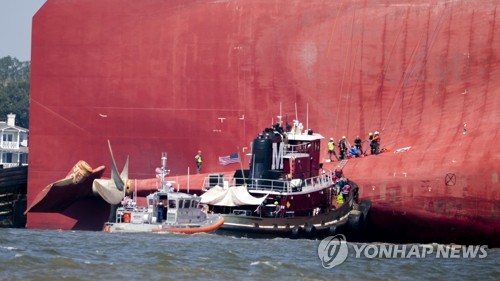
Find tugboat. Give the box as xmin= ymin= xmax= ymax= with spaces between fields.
xmin=200 ymin=121 xmax=371 ymax=240
xmin=103 ymin=152 xmax=224 ymax=234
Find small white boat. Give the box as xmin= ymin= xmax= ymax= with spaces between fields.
xmin=103 ymin=191 xmax=224 ymax=234
xmin=103 ymin=152 xmax=223 ymax=234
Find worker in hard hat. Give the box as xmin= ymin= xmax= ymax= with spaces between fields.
xmin=354 ymin=135 xmax=363 ymax=156
xmin=368 ymin=132 xmax=375 ymax=155
xmin=195 ymin=150 xmax=203 ymax=174
xmin=372 ymin=131 xmax=381 ymax=154
xmin=327 ymin=137 xmax=339 ymax=162
xmin=338 ymin=136 xmax=348 ymax=160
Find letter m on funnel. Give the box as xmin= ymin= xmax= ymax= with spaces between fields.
xmin=272 ymin=142 xmax=284 ymax=170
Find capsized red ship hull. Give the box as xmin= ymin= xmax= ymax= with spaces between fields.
xmin=29 ymin=0 xmax=500 ymax=246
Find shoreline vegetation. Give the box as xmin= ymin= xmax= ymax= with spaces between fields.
xmin=0 ymin=56 xmax=30 ymax=128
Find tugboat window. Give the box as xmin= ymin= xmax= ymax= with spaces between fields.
xmin=184 ymin=200 xmax=191 ymax=209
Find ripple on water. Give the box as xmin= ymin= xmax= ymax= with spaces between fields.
xmin=0 ymin=228 xmax=498 ymax=281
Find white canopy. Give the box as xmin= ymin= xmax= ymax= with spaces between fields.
xmin=200 ymin=185 xmax=267 ymax=206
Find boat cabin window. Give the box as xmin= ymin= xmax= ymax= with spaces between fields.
xmin=183 ymin=200 xmax=191 ymax=209
xmin=168 ymin=200 xmax=177 ymax=209
xmin=148 ymin=198 xmax=154 ymax=206
xmin=191 ymin=200 xmax=197 ymax=208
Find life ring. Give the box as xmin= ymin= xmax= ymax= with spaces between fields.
xmin=123 ymin=212 xmax=131 ymax=223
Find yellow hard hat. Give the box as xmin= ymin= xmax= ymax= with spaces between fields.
xmin=342 ymin=136 xmax=346 ymax=139
xmin=369 ymin=132 xmax=373 ymax=136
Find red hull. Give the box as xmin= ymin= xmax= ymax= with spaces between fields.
xmin=28 ymin=0 xmax=500 ymax=246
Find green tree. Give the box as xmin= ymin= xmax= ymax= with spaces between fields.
xmin=0 ymin=56 xmax=30 ymax=128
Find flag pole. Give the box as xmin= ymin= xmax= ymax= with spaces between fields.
xmin=237 ymin=147 xmax=246 ymax=187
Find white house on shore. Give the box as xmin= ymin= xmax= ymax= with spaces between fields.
xmin=0 ymin=113 xmax=28 ymax=168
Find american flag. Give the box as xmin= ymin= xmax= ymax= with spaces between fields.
xmin=218 ymin=152 xmax=240 ymax=166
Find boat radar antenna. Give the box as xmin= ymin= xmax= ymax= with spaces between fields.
xmin=157 ymin=152 xmax=171 ymax=192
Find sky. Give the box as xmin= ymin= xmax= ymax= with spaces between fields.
xmin=0 ymin=0 xmax=47 ymax=62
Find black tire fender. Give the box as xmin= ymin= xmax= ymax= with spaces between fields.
xmin=304 ymin=225 xmax=317 ymax=239
xmin=291 ymin=225 xmax=302 ymax=239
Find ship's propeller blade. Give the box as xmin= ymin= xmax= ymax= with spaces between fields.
xmin=108 ymin=140 xmax=127 ymax=192
xmin=92 ymin=178 xmax=124 ymax=205
xmin=92 ymin=140 xmax=129 ymax=204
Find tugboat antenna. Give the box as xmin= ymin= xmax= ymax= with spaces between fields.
xmin=306 ymin=103 xmax=309 ymax=131
xmin=295 ymin=103 xmax=298 ymax=124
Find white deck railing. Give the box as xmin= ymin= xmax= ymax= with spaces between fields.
xmin=0 ymin=163 xmax=26 ymax=168
xmin=203 ymin=171 xmax=334 ymax=193
xmin=0 ymin=141 xmax=19 ymax=149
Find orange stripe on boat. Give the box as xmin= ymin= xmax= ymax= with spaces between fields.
xmin=152 ymin=217 xmax=224 ymax=234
